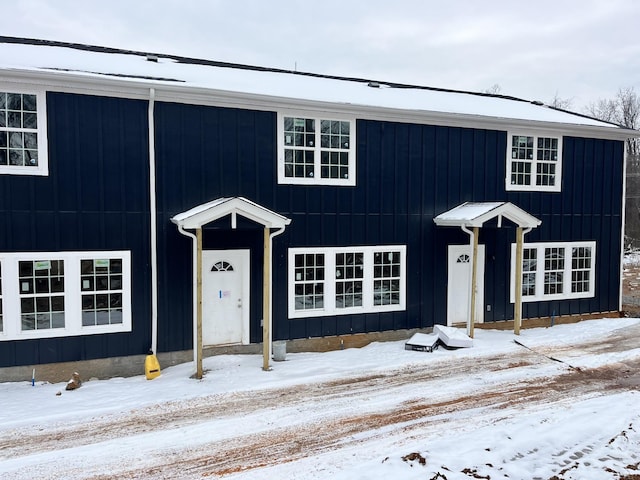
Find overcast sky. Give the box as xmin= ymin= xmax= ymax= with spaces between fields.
xmin=5 ymin=0 xmax=640 ymax=111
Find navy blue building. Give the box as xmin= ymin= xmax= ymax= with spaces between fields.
xmin=0 ymin=38 xmax=637 ymax=375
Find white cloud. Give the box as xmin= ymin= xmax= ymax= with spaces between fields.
xmin=3 ymin=0 xmax=640 ymax=110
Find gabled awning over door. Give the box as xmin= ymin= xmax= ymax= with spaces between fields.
xmin=434 ymin=201 xmax=541 ymax=229
xmin=434 ymin=202 xmax=541 ymax=337
xmin=171 ymin=197 xmax=291 ymax=377
xmin=171 ymin=196 xmax=291 ymax=229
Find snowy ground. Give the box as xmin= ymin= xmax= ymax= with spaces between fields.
xmin=1 ymin=317 xmax=640 ymax=480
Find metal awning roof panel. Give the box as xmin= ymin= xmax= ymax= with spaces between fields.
xmin=171 ymin=196 xmax=291 ymax=229
xmin=433 ymin=202 xmax=541 ymax=229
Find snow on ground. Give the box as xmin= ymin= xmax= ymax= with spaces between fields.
xmin=1 ymin=317 xmax=640 ymax=479
xmin=624 ymin=250 xmax=640 ymax=267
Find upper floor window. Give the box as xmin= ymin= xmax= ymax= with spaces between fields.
xmin=277 ymin=112 xmax=356 ymax=186
xmin=506 ymin=133 xmax=562 ymax=192
xmin=510 ymin=241 xmax=595 ymax=302
xmin=0 ymin=88 xmax=48 ymax=176
xmin=288 ymin=245 xmax=406 ymax=318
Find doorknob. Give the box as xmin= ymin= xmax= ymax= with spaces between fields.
xmin=237 ymin=298 xmax=242 ymax=308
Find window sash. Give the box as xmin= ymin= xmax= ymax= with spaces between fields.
xmin=293 ymin=253 xmax=325 ymax=311
xmin=289 ymin=246 xmax=406 ymax=318
xmin=18 ymin=259 xmax=66 ymax=331
xmin=0 ymin=251 xmax=131 ymax=341
xmin=511 ymin=242 xmax=595 ymax=302
xmin=506 ymin=133 xmax=562 ymax=192
xmin=80 ymin=258 xmax=125 ymax=327
xmin=336 ymin=252 xmax=364 ymax=309
xmin=278 ymin=112 xmax=356 ymax=186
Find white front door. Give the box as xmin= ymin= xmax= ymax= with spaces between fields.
xmin=202 ymin=250 xmax=250 ymax=346
xmin=447 ymin=245 xmax=485 ymax=326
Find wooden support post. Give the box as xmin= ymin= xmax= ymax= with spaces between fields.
xmin=262 ymin=227 xmax=271 ymax=371
xmin=196 ymin=227 xmax=203 ymax=379
xmin=514 ymin=227 xmax=524 ymax=335
xmin=469 ymin=227 xmax=479 ymax=339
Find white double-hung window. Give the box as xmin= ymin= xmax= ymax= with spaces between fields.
xmin=277 ymin=111 xmax=356 ymax=186
xmin=506 ymin=132 xmax=562 ymax=192
xmin=510 ymin=241 xmax=596 ymax=302
xmin=0 ymin=88 xmax=48 ymax=176
xmin=288 ymin=245 xmax=406 ymax=318
xmin=0 ymin=251 xmax=131 ymax=341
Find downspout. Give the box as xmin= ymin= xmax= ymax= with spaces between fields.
xmin=148 ymin=88 xmax=159 ymax=354
xmin=177 ymin=225 xmax=198 ymax=370
xmin=267 ymin=226 xmax=286 ymax=365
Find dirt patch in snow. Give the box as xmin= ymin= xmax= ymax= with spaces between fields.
xmin=2 ymin=323 xmax=640 ymax=479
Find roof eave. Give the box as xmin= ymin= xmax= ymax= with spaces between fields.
xmin=1 ymin=67 xmax=637 ymax=141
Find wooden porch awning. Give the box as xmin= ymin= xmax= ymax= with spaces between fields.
xmin=434 ymin=202 xmax=541 ymax=337
xmin=434 ymin=202 xmax=541 ymax=229
xmin=171 ymin=197 xmax=291 ymax=377
xmin=171 ymin=196 xmax=291 ymax=229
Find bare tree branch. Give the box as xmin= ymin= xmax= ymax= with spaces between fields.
xmin=585 ymin=87 xmax=640 ymax=156
xmin=548 ymin=92 xmax=573 ymax=110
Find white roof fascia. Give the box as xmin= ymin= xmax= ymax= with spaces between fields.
xmin=171 ymin=197 xmax=230 ymax=224
xmin=171 ymin=197 xmax=291 ymax=230
xmin=0 ymin=68 xmax=154 ymax=101
xmin=327 ymin=104 xmax=640 ymax=142
xmin=434 ymin=202 xmax=542 ymax=229
xmin=474 ymin=202 xmax=541 ymax=228
xmin=1 ymin=67 xmax=638 ymax=142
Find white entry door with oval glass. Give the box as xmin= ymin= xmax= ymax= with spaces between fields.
xmin=447 ymin=244 xmax=485 ymax=326
xmin=202 ymin=250 xmax=250 ymax=346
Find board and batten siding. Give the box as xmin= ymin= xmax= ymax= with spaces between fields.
xmin=0 ymin=92 xmax=152 ymax=368
xmin=152 ymin=105 xmax=625 ymax=346
xmin=0 ymin=94 xmax=625 ymax=368
xmin=506 ymin=136 xmax=625 ymax=319
xmin=153 ymin=101 xmax=278 ymax=351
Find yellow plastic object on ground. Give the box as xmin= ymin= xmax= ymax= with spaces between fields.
xmin=145 ymin=352 xmax=161 ymax=380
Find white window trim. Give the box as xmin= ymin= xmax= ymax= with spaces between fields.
xmin=0 ymin=86 xmax=49 ymax=176
xmin=505 ymin=131 xmax=562 ymax=192
xmin=510 ymin=241 xmax=596 ymax=303
xmin=0 ymin=251 xmax=131 ymax=341
xmin=288 ymin=245 xmax=406 ymax=319
xmin=277 ymin=111 xmax=356 ymax=186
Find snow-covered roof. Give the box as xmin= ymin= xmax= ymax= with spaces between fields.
xmin=171 ymin=197 xmax=291 ymax=229
xmin=434 ymin=202 xmax=542 ymax=229
xmin=0 ymin=37 xmax=636 ymax=139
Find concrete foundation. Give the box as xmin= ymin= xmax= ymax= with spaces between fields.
xmin=0 ymin=312 xmax=620 ymax=383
